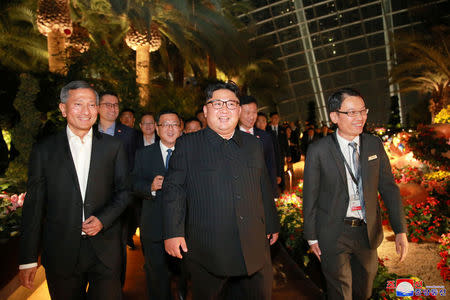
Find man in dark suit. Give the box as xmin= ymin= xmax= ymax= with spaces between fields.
xmin=303 ymin=88 xmax=408 ymax=300
xmin=300 ymin=124 xmax=319 ymax=158
xmin=132 ymin=110 xmax=182 ymax=300
xmin=163 ymin=81 xmax=280 ymax=300
xmin=266 ymin=112 xmax=290 ymax=192
xmin=136 ymin=112 xmax=159 ymax=150
xmin=97 ymin=91 xmax=137 ymax=256
xmin=238 ymin=95 xmax=278 ymax=197
xmin=19 ymin=81 xmax=130 ymax=299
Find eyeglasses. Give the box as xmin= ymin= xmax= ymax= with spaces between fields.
xmin=206 ymin=99 xmax=240 ymax=110
xmin=158 ymin=123 xmax=180 ymax=129
xmin=336 ymin=108 xmax=369 ymax=118
xmin=99 ymin=103 xmax=119 ymax=109
xmin=141 ymin=122 xmax=155 ymax=126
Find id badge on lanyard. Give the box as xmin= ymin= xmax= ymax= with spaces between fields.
xmin=350 ymin=191 xmax=362 ymax=212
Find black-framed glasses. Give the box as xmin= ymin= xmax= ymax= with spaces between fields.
xmin=336 ymin=108 xmax=369 ymax=118
xmin=157 ymin=123 xmax=180 ymax=129
xmin=206 ymin=99 xmax=240 ymax=110
xmin=99 ymin=103 xmax=119 ymax=109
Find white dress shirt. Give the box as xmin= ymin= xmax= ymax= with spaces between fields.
xmin=150 ymin=142 xmax=174 ymax=196
xmin=143 ymin=134 xmax=155 ymax=146
xmin=239 ymin=126 xmax=254 ymax=135
xmin=20 ymin=126 xmax=93 ymax=270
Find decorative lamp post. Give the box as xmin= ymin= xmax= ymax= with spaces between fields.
xmin=125 ymin=22 xmax=161 ymax=107
xmin=37 ymin=0 xmax=72 ymax=75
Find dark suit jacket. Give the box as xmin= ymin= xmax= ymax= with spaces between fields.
xmin=162 ymin=127 xmax=280 ymax=277
xmin=114 ymin=122 xmax=137 ymax=170
xmin=254 ymin=127 xmax=278 ymax=197
xmin=19 ymin=129 xmax=130 ymax=276
xmin=267 ymin=126 xmax=291 ymax=180
xmin=302 ymin=132 xmax=406 ymax=251
xmin=131 ymin=141 xmax=166 ymax=241
xmin=135 ymin=130 xmax=159 ymax=150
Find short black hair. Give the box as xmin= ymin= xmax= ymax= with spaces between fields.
xmin=185 ymin=117 xmax=201 ymax=126
xmin=205 ymin=80 xmax=240 ymax=102
xmin=328 ymin=88 xmax=364 ymax=113
xmin=120 ymin=108 xmax=135 ymax=115
xmin=98 ymin=90 xmax=119 ymax=103
xmin=269 ymin=112 xmax=279 ymax=118
xmin=257 ymin=112 xmax=267 ymax=118
xmin=156 ymin=110 xmax=180 ymax=124
xmin=239 ymin=95 xmax=257 ymax=106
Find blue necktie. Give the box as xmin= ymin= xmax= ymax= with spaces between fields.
xmin=165 ymin=149 xmax=172 ymax=170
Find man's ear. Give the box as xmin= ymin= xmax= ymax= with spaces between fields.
xmin=202 ymin=105 xmax=207 ymax=119
xmin=59 ymin=103 xmax=67 ymax=118
xmin=329 ymin=112 xmax=338 ymax=124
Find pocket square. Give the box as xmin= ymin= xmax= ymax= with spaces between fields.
xmin=368 ymin=155 xmax=378 ymax=161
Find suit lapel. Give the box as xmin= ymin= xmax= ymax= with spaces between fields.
xmin=329 ymin=133 xmax=348 ymax=187
xmin=85 ymin=131 xmax=101 ymax=203
xmin=61 ymin=130 xmax=82 ymax=199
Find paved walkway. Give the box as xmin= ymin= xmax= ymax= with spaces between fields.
xmin=123 ymin=236 xmax=323 ymax=300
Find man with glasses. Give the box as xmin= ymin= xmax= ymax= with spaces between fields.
xmin=162 ymin=81 xmax=280 ymax=299
xmin=137 ymin=112 xmax=159 ymax=149
xmin=132 ymin=110 xmax=182 ymax=300
xmin=303 ymin=88 xmax=408 ymax=300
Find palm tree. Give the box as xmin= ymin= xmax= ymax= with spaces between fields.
xmin=0 ymin=4 xmax=48 ymax=72
xmin=36 ymin=0 xmax=73 ymax=74
xmin=390 ymin=26 xmax=450 ymax=122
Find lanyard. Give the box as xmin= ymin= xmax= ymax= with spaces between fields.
xmin=331 ymin=134 xmax=360 ymax=186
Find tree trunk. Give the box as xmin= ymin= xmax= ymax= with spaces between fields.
xmin=47 ymin=30 xmax=67 ymax=74
xmin=207 ymin=54 xmax=216 ymax=79
xmin=173 ymin=47 xmax=184 ymax=87
xmin=136 ymin=45 xmax=150 ymax=107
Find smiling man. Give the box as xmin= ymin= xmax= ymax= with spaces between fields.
xmin=162 ymin=81 xmax=280 ymax=300
xmin=303 ymin=88 xmax=408 ymax=300
xmin=19 ymin=81 xmax=130 ymax=299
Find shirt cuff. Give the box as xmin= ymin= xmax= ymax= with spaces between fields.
xmin=19 ymin=263 xmax=38 ymax=270
xmin=151 ymin=190 xmax=156 ymax=197
xmin=307 ymin=240 xmax=318 ymax=246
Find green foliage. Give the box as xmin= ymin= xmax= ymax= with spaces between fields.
xmin=5 ymin=74 xmax=41 ymax=188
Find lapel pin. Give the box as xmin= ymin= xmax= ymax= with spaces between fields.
xmin=368 ymin=155 xmax=378 ymax=161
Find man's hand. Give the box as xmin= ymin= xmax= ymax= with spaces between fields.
xmin=267 ymin=233 xmax=279 ymax=245
xmin=151 ymin=175 xmax=164 ymax=192
xmin=310 ymin=243 xmax=322 ymax=262
xmin=395 ymin=233 xmax=408 ymax=262
xmin=165 ymin=237 xmax=188 ymax=259
xmin=82 ymin=216 xmax=103 ymax=236
xmin=19 ymin=267 xmax=37 ymax=289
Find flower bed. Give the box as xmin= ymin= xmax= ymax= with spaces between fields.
xmin=437 ymin=233 xmax=450 ymax=282
xmin=0 ymin=191 xmax=24 ymax=241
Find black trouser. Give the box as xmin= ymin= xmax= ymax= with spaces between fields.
xmin=141 ymin=237 xmax=173 ymax=300
xmin=186 ymin=252 xmax=273 ymax=300
xmin=46 ymin=238 xmax=122 ymax=300
xmin=321 ymin=223 xmax=378 ymax=300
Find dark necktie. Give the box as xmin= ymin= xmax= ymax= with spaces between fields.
xmin=165 ymin=149 xmax=172 ymax=170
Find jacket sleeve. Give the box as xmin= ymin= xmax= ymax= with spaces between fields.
xmin=162 ymin=138 xmax=187 ymax=239
xmin=302 ymin=142 xmax=321 ymax=241
xmin=131 ymin=148 xmax=155 ymax=200
xmin=95 ymin=142 xmax=131 ymax=229
xmin=19 ymin=143 xmax=47 ymax=265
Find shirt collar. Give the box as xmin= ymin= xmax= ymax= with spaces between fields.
xmin=67 ymin=126 xmax=93 ymax=143
xmin=239 ymin=126 xmax=254 ymax=135
xmin=159 ymin=140 xmax=174 ymax=154
xmin=205 ymin=126 xmax=242 ymax=147
xmin=336 ymin=129 xmax=359 ymax=148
